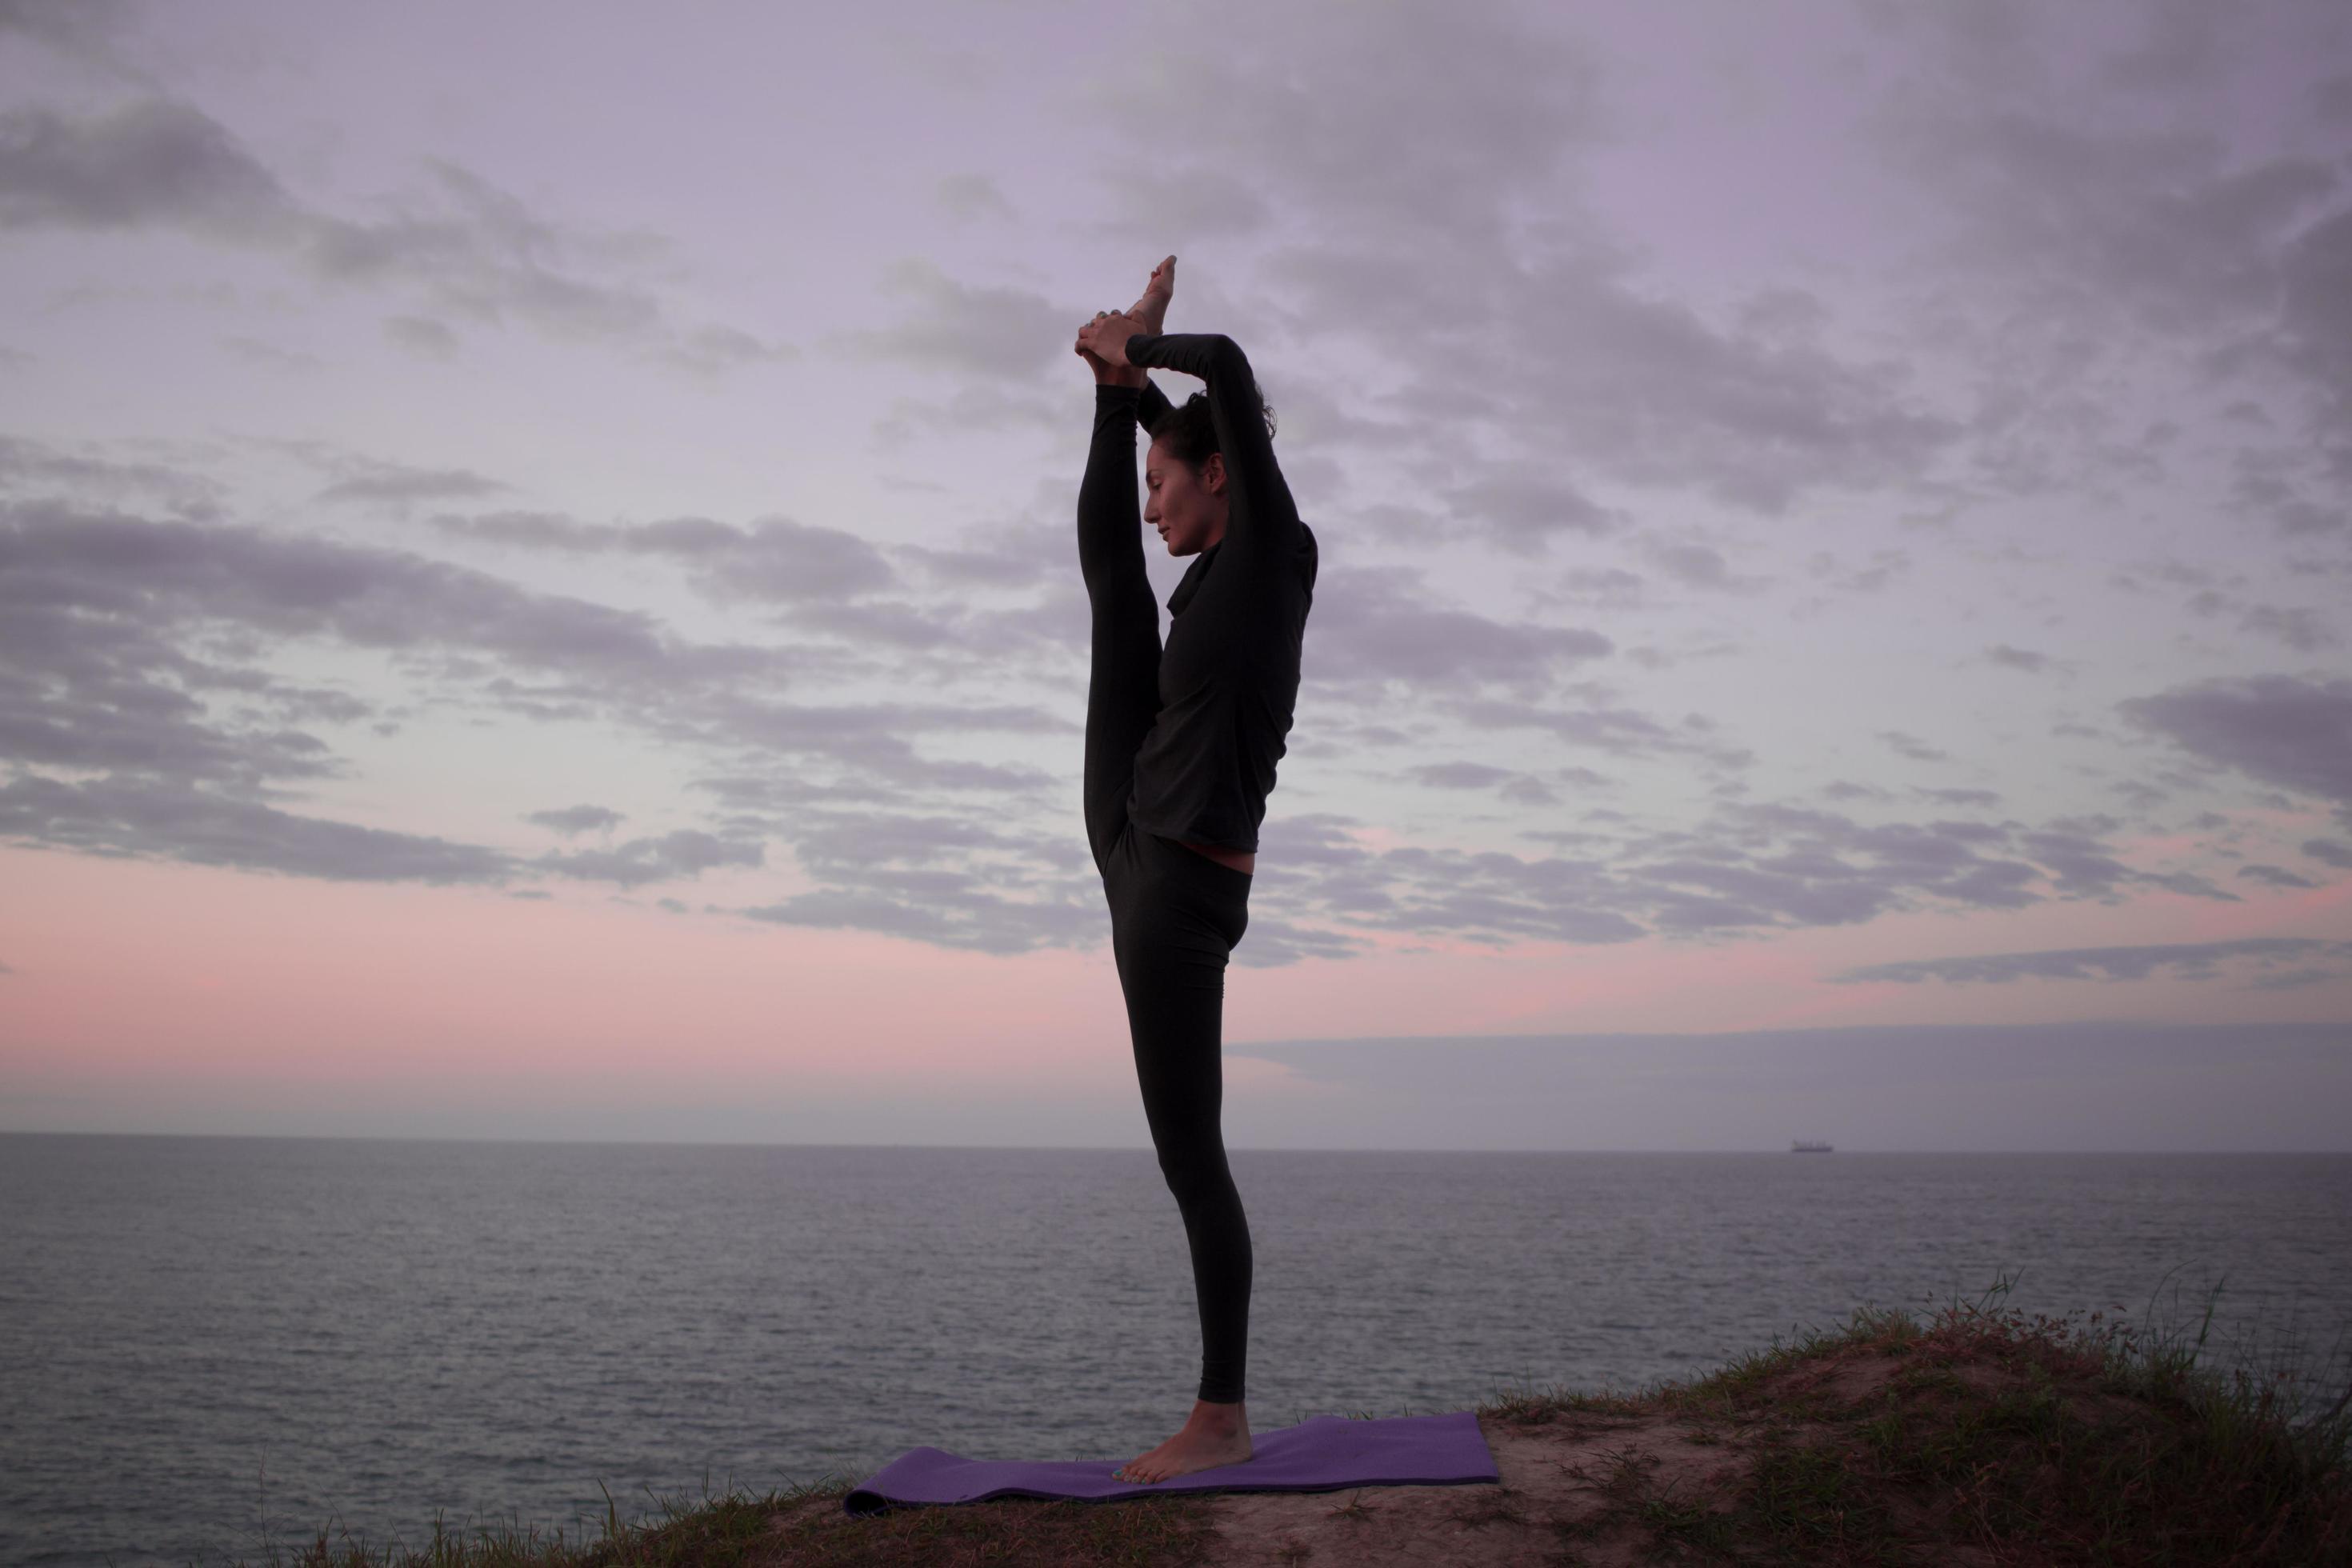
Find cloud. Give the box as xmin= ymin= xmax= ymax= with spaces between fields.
xmin=2236 ymin=862 xmax=2322 ymax=890
xmin=0 ymin=770 xmax=518 ymax=884
xmin=1043 ymin=0 xmax=2352 ymax=544
xmin=832 ymin=256 xmax=1079 ymax=379
xmin=383 ymin=314 xmax=458 ymax=359
xmin=1834 ymin=936 xmax=2352 ymax=988
xmin=1880 ymin=109 xmax=2337 ymax=333
xmin=0 ymin=493 xmax=1088 ymax=929
xmin=1083 ymin=1 xmax=1603 ymax=242
xmin=624 ymin=515 xmax=900 ymax=606
xmin=1303 ymin=563 xmax=1614 ymax=698
xmin=526 ymin=803 xmax=624 ymax=836
xmin=535 ymin=827 xmax=764 ymax=890
xmin=0 ymin=431 xmax=224 ymax=517
xmin=1052 ymin=0 xmax=1967 ymax=522
xmin=730 ymin=806 xmax=1106 ymax=956
xmin=2315 ymin=73 xmax=2352 ymax=126
xmin=298 ymin=165 xmax=668 ymax=342
xmin=2097 ymin=0 xmax=2227 ymax=92
xmin=654 ymin=321 xmax=797 ymax=376
xmin=1643 ymin=541 xmax=1758 ymax=594
xmin=1487 ymin=258 xmax=1965 ymax=514
xmin=935 ymin=172 xmax=1015 ymax=223
xmin=432 ymin=509 xmax=902 ymax=605
xmin=733 ymin=889 xmax=1093 ymax=955
xmin=427 ymin=508 xmax=602 ymax=550
xmin=1985 ymin=645 xmax=2057 ymax=674
xmin=1202 ymin=789 xmax=2230 ymax=964
xmin=1102 ymin=166 xmax=1272 ymax=242
xmin=2173 ymin=576 xmax=2346 ymax=655
xmin=0 ymin=471 xmax=2314 ymax=959
xmin=2118 ymin=674 xmax=2352 ymax=825
xmin=0 ymin=498 xmax=694 ymax=794
xmin=0 ymin=97 xmax=790 ymax=370
xmin=1854 ymin=0 xmax=2352 ymax=517
xmin=314 ymin=460 xmax=510 ymax=507
xmin=2275 ymin=204 xmax=2352 ymax=424
xmin=220 ymin=334 xmax=322 ymax=372
xmin=0 ymin=0 xmax=140 ymax=58
xmin=894 ymin=509 xmax=1070 ymax=594
xmin=0 ymin=97 xmax=299 ymax=236
xmin=1437 ymin=464 xmax=1622 ymax=554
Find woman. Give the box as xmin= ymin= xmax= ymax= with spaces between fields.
xmin=1071 ymin=258 xmax=1319 ymax=1484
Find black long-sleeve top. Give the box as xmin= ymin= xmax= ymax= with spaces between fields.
xmin=1118 ymin=331 xmax=1318 ymax=854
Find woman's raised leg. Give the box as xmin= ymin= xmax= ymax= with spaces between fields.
xmin=1078 ymin=377 xmax=1161 ymax=876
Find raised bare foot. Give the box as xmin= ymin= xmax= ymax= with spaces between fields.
xmin=1112 ymin=1397 xmax=1252 ymax=1484
xmin=1125 ymin=254 xmax=1176 ymax=337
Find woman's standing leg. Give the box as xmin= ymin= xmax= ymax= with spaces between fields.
xmin=1112 ymin=850 xmax=1254 ymax=1407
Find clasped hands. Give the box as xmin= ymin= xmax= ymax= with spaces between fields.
xmin=1074 ymin=310 xmax=1144 ymax=369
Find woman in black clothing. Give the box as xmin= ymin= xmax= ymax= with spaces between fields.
xmin=1071 ymin=258 xmax=1318 ymax=1484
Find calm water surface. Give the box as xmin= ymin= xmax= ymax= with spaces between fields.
xmin=2 ymin=1134 xmax=2347 ymax=1566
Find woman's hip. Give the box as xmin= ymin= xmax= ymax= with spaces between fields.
xmin=1102 ymin=822 xmax=1251 ymax=952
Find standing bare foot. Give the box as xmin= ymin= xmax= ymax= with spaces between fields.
xmin=1112 ymin=1396 xmax=1253 ymax=1484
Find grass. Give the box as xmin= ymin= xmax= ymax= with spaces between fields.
xmin=191 ymin=1272 xmax=2350 ymax=1568
xmin=1498 ymin=1269 xmax=2352 ymax=1566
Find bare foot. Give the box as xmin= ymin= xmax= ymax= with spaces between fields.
xmin=1126 ymin=254 xmax=1176 ymax=336
xmin=1078 ymin=257 xmax=1174 ymax=387
xmin=1112 ymin=1397 xmax=1252 ymax=1484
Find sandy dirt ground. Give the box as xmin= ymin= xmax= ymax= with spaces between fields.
xmin=1195 ymin=1350 xmax=2005 ymax=1566
xmin=1199 ymin=1408 xmax=1747 ymax=1566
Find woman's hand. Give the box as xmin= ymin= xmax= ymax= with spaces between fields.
xmin=1074 ymin=310 xmax=1122 ymax=376
xmin=1076 ymin=310 xmax=1144 ymax=369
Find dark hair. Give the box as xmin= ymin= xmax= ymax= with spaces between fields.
xmin=1146 ymin=390 xmax=1277 ymax=475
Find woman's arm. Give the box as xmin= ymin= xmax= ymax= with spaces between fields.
xmin=1121 ymin=331 xmax=1300 ymax=558
xmin=1136 ymin=374 xmax=1176 ymax=436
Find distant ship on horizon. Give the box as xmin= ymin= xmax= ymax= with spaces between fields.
xmin=1790 ymin=1139 xmax=1834 ymax=1153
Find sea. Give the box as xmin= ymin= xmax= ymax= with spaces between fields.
xmin=2 ymin=1134 xmax=2347 ymax=1566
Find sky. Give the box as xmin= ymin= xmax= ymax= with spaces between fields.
xmin=1 ymin=0 xmax=2348 ymax=1152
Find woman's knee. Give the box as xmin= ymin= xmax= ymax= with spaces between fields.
xmin=1154 ymin=1134 xmax=1234 ymax=1204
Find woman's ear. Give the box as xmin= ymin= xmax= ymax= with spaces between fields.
xmin=1204 ymin=452 xmax=1227 ymax=496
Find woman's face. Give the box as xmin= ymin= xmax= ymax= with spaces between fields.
xmin=1144 ymin=440 xmax=1228 ymax=557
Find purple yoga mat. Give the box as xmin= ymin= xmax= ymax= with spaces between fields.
xmin=844 ymin=1409 xmax=1498 ymax=1516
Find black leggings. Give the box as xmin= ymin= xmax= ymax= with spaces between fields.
xmin=1079 ymin=386 xmax=1255 ymax=1406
